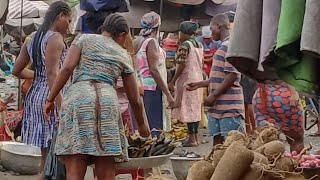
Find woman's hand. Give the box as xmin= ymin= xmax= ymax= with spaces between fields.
xmin=289 ymin=91 xmax=300 ymax=106
xmin=139 ymin=86 xmax=144 ymax=96
xmin=167 ymin=95 xmax=176 ymax=109
xmin=204 ymin=94 xmax=217 ymax=107
xmin=44 ymin=100 xmax=55 ymax=121
xmin=137 ymin=123 xmax=150 ymax=137
xmin=186 ymin=82 xmax=200 ymax=91
xmin=168 ymin=82 xmax=175 ymax=92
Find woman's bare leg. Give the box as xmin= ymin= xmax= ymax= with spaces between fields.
xmin=64 ymin=154 xmax=88 ymax=180
xmin=248 ymin=104 xmax=256 ymax=132
xmin=244 ymin=104 xmax=252 ymax=134
xmin=284 ymin=129 xmax=304 ymax=153
xmin=95 ymin=156 xmax=116 ymax=180
xmin=38 ymin=149 xmax=47 ymax=180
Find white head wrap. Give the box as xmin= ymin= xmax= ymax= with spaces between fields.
xmin=201 ymin=26 xmax=212 ymax=39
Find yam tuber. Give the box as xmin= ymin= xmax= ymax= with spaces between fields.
xmin=253 ymin=127 xmax=279 ymax=149
xmin=186 ymin=160 xmax=214 ymax=180
xmin=210 ymin=141 xmax=254 ymax=180
xmin=211 ymin=149 xmax=226 ymax=170
xmin=146 ymin=175 xmax=171 ymax=180
xmin=241 ymin=164 xmax=267 ymax=180
xmin=253 ymin=151 xmax=269 ymax=165
xmin=274 ymin=156 xmax=297 ymax=172
xmin=223 ymin=130 xmax=246 ymax=147
xmin=256 ymin=140 xmax=285 ymax=161
xmin=283 ymin=174 xmax=306 ymax=180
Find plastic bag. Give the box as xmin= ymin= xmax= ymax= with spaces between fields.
xmin=65 ymin=0 xmax=80 ymax=8
xmin=43 ymin=129 xmax=66 ymax=180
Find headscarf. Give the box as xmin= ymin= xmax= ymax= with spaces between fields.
xmin=201 ymin=26 xmax=212 ymax=39
xmin=179 ymin=21 xmax=199 ymax=35
xmin=140 ymin=11 xmax=161 ymax=36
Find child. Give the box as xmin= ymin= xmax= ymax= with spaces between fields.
xmin=187 ymin=14 xmax=245 ymax=146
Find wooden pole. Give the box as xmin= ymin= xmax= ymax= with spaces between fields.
xmin=17 ymin=0 xmax=24 ymax=110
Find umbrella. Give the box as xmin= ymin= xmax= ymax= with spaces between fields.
xmin=205 ymin=0 xmax=237 ymax=16
xmin=120 ymin=1 xmax=211 ymax=32
xmin=4 ymin=18 xmax=43 ymax=38
xmin=0 ymin=0 xmax=9 ymax=25
xmin=167 ymin=0 xmax=205 ymax=5
xmin=7 ymin=0 xmax=48 ymax=19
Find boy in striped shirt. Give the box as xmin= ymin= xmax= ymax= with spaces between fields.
xmin=187 ymin=14 xmax=245 ymax=145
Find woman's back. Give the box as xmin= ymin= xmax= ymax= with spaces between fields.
xmin=72 ymin=34 xmax=132 ymax=86
xmin=27 ymin=31 xmax=66 ymax=80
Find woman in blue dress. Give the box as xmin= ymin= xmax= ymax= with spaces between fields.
xmin=12 ymin=2 xmax=72 ymax=178
xmin=44 ymin=14 xmax=150 ymax=180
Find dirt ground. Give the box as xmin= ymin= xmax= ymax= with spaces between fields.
xmin=1 ymin=125 xmax=319 ymax=180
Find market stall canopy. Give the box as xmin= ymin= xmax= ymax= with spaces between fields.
xmin=7 ymin=0 xmax=49 ymax=19
xmin=120 ymin=0 xmax=211 ymax=32
xmin=4 ymin=18 xmax=43 ymax=37
xmin=0 ymin=0 xmax=8 ymax=25
xmin=205 ymin=0 xmax=237 ymax=16
xmin=167 ymin=0 xmax=205 ymax=5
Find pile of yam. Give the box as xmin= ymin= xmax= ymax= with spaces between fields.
xmin=186 ymin=127 xmax=307 ymax=180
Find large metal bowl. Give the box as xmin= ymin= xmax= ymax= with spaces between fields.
xmin=0 ymin=143 xmax=41 ymax=175
xmin=0 ymin=141 xmax=25 ymax=162
xmin=299 ymin=167 xmax=320 ymax=180
xmin=89 ymin=153 xmax=172 ymax=170
xmin=116 ymin=153 xmax=172 ymax=170
xmin=170 ymin=156 xmax=204 ymax=180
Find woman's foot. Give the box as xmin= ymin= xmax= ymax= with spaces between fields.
xmin=309 ymin=132 xmax=320 ymax=137
xmin=182 ymin=141 xmax=198 ymax=147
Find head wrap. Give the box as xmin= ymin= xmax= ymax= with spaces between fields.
xmin=201 ymin=26 xmax=212 ymax=39
xmin=225 ymin=11 xmax=235 ymax=23
xmin=179 ymin=21 xmax=199 ymax=35
xmin=140 ymin=11 xmax=161 ymax=36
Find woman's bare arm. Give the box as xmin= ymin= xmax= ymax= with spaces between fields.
xmin=123 ymin=73 xmax=150 ymax=137
xmin=123 ymin=73 xmax=145 ymax=126
xmin=46 ymin=45 xmax=81 ymax=102
xmin=146 ymin=39 xmax=173 ymax=99
xmin=12 ymin=44 xmax=34 ymax=79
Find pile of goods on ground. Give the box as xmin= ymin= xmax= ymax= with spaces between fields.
xmin=186 ymin=125 xmax=311 ymax=180
xmin=165 ymin=121 xmax=188 ymax=141
xmin=127 ymin=132 xmax=177 ymax=158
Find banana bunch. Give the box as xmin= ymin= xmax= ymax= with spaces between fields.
xmin=165 ymin=126 xmax=188 ymax=141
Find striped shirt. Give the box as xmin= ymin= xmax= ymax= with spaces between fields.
xmin=208 ymin=39 xmax=244 ymax=119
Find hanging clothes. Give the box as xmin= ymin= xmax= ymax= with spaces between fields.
xmin=226 ymin=0 xmax=320 ymax=95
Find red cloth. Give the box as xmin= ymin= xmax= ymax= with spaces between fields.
xmin=203 ymin=48 xmax=215 ymax=75
xmin=0 ymin=126 xmax=11 ymax=141
xmin=0 ymin=110 xmax=23 ymax=141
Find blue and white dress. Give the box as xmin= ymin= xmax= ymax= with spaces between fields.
xmin=22 ymin=30 xmax=67 ymax=148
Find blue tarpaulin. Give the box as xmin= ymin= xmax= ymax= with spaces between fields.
xmin=80 ymin=0 xmax=129 ymax=12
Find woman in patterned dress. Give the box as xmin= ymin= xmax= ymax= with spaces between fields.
xmin=169 ymin=21 xmax=203 ymax=147
xmin=253 ymin=82 xmax=304 ymax=152
xmin=133 ymin=12 xmax=175 ymax=136
xmin=12 ymin=2 xmax=71 ymax=178
xmin=44 ymin=14 xmax=150 ymax=180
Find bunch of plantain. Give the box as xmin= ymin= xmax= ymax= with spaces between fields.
xmin=165 ymin=121 xmax=188 ymax=141
xmin=127 ymin=132 xmax=176 ymax=158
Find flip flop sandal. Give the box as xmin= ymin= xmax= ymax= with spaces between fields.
xmin=309 ymin=132 xmax=320 ymax=137
xmin=182 ymin=141 xmax=198 ymax=147
xmin=186 ymin=152 xmax=201 ymax=158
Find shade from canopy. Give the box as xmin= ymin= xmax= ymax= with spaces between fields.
xmin=4 ymin=18 xmax=43 ymax=37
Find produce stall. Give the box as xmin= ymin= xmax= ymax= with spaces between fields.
xmin=181 ymin=125 xmax=319 ymax=180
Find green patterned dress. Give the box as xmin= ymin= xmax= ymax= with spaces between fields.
xmin=55 ymin=34 xmax=133 ymax=162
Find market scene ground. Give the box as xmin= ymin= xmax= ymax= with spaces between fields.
xmin=1 ymin=0 xmax=320 ymax=180
xmin=1 ymin=127 xmax=320 ymax=180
